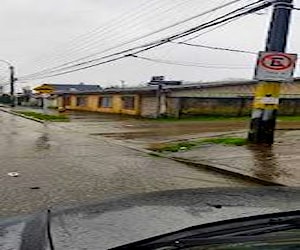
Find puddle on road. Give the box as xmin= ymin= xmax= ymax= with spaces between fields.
xmin=35 ymin=124 xmax=51 ymax=150
xmin=92 ymin=121 xmax=248 ymax=141
xmin=247 ymin=145 xmax=290 ymax=182
xmin=91 ymin=131 xmax=174 ymax=140
xmin=35 ymin=133 xmax=51 ymax=150
xmin=66 ymin=111 xmax=136 ymax=123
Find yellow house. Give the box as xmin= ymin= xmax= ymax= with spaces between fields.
xmin=58 ymin=93 xmax=141 ymax=116
xmin=33 ymin=83 xmax=103 ymax=109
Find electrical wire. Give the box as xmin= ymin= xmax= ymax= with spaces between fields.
xmin=29 ymin=0 xmax=235 ymax=73
xmin=31 ymin=0 xmax=163 ymax=64
xmin=19 ymin=0 xmax=271 ymax=81
xmin=179 ymin=15 xmax=243 ymax=42
xmin=19 ymin=1 xmax=269 ymax=81
xmin=130 ymin=55 xmax=251 ymax=69
xmin=175 ymin=41 xmax=257 ymax=54
xmin=20 ymin=0 xmax=247 ymax=79
xmin=161 ymin=1 xmax=268 ymax=41
xmin=32 ymin=0 xmax=232 ymax=70
xmin=30 ymin=0 xmax=193 ymax=70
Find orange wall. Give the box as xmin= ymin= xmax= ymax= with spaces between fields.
xmin=60 ymin=94 xmax=141 ymax=115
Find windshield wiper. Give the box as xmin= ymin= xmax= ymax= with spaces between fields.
xmin=111 ymin=210 xmax=300 ymax=250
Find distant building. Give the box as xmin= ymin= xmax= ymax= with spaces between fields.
xmin=34 ymin=79 xmax=300 ymax=117
xmin=32 ymin=83 xmax=102 ymax=108
xmin=33 ymin=83 xmax=102 ymax=93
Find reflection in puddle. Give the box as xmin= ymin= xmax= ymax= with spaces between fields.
xmin=247 ymin=145 xmax=289 ymax=182
xmin=92 ymin=131 xmax=159 ymax=140
xmin=35 ymin=133 xmax=50 ymax=150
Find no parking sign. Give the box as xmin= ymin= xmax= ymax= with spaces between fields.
xmin=254 ymin=51 xmax=297 ymax=82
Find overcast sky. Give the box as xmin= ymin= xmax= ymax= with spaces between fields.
xmin=1 ymin=0 xmax=300 ymax=91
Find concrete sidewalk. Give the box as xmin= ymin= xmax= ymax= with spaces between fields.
xmin=164 ymin=130 xmax=300 ymax=186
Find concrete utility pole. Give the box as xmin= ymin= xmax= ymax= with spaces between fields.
xmin=9 ymin=66 xmax=16 ymax=107
xmin=156 ymin=83 xmax=163 ymax=118
xmin=248 ymin=0 xmax=294 ymax=144
xmin=0 ymin=60 xmax=16 ymax=107
xmin=120 ymin=80 xmax=125 ymax=88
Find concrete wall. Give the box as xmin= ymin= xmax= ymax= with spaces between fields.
xmin=168 ymin=97 xmax=300 ymax=117
xmin=166 ymin=98 xmax=181 ymax=118
xmin=169 ymin=82 xmax=300 ymax=98
xmin=140 ymin=94 xmax=169 ymax=118
xmin=279 ymin=98 xmax=300 ymax=115
xmin=169 ymin=84 xmax=255 ymax=98
xmin=57 ymin=96 xmax=64 ymax=108
xmin=140 ymin=96 xmax=158 ymax=118
xmin=174 ymin=97 xmax=252 ymax=117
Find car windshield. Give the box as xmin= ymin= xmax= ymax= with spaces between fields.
xmin=0 ymin=1 xmax=300 ymax=249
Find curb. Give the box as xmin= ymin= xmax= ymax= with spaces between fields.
xmin=101 ymin=139 xmax=284 ymax=187
xmin=168 ymin=156 xmax=285 ymax=187
xmin=0 ymin=108 xmax=45 ymax=123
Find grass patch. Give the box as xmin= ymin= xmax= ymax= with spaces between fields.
xmin=201 ymin=137 xmax=247 ymax=146
xmin=16 ymin=111 xmax=69 ymax=122
xmin=149 ymin=137 xmax=247 ymax=153
xmin=277 ymin=116 xmax=300 ymax=122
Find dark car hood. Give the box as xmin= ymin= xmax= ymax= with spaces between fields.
xmin=1 ymin=187 xmax=300 ymax=250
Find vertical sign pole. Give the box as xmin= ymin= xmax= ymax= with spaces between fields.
xmin=248 ymin=0 xmax=293 ymax=144
xmin=9 ymin=66 xmax=15 ymax=107
xmin=156 ymin=84 xmax=162 ymax=118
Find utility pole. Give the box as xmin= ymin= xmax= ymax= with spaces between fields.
xmin=248 ymin=0 xmax=294 ymax=144
xmin=9 ymin=65 xmax=16 ymax=107
xmin=156 ymin=83 xmax=162 ymax=118
xmin=120 ymin=80 xmax=125 ymax=88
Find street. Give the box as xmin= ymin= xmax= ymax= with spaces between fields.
xmin=0 ymin=111 xmax=258 ymax=218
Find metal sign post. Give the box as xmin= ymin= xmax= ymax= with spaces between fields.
xmin=248 ymin=0 xmax=294 ymax=145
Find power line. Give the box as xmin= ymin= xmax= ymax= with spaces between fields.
xmin=130 ymin=55 xmax=251 ymax=69
xmin=175 ymin=41 xmax=257 ymax=54
xmin=20 ymin=0 xmax=247 ymax=79
xmin=179 ymin=1 xmax=265 ymax=43
xmin=23 ymin=0 xmax=246 ymax=79
xmin=19 ymin=0 xmax=271 ymax=81
xmin=19 ymin=0 xmax=269 ymax=81
xmin=31 ymin=0 xmax=233 ymax=71
xmin=30 ymin=0 xmax=193 ymax=70
xmin=160 ymin=1 xmax=268 ymax=41
xmin=179 ymin=15 xmax=243 ymax=42
xmin=30 ymin=0 xmax=162 ymax=64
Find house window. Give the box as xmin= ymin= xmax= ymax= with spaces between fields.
xmin=98 ymin=96 xmax=112 ymax=108
xmin=122 ymin=96 xmax=135 ymax=110
xmin=76 ymin=96 xmax=87 ymax=107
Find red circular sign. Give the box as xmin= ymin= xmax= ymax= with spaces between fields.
xmin=260 ymin=53 xmax=293 ymax=71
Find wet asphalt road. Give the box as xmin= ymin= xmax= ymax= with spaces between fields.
xmin=0 ymin=111 xmax=257 ymax=218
